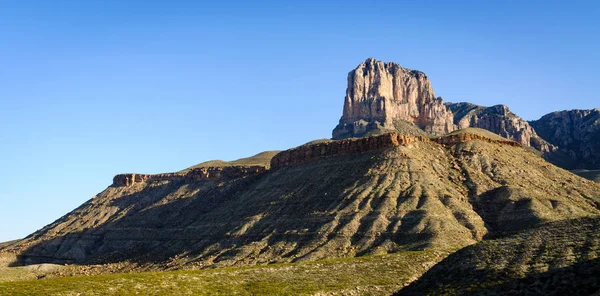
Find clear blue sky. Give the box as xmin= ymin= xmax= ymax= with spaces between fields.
xmin=0 ymin=0 xmax=598 ymax=242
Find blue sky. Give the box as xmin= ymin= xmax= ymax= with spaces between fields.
xmin=0 ymin=0 xmax=598 ymax=242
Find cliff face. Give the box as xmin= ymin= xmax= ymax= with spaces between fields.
xmin=446 ymin=103 xmax=555 ymax=152
xmin=531 ymin=109 xmax=600 ymax=169
xmin=271 ymin=133 xmax=429 ymax=168
xmin=332 ymin=58 xmax=456 ymax=139
xmin=112 ymin=166 xmax=268 ymax=187
xmin=272 ymin=130 xmax=520 ymax=169
xmin=330 ymin=59 xmax=554 ymax=154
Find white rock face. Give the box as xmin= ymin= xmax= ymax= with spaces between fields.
xmin=332 ymin=58 xmax=456 ymax=139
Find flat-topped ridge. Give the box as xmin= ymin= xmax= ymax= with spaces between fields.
xmin=271 ymin=133 xmax=430 ymax=168
xmin=112 ymin=166 xmax=267 ymax=187
xmin=271 ymin=130 xmax=520 ymax=169
xmin=113 ymin=131 xmax=520 ymax=186
xmin=436 ymin=129 xmax=521 ymax=147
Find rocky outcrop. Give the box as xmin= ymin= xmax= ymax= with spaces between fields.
xmin=271 ymin=133 xmax=430 ymax=168
xmin=112 ymin=173 xmax=184 ymax=187
xmin=332 ymin=58 xmax=456 ymax=139
xmin=446 ymin=102 xmax=555 ymax=152
xmin=330 ymin=59 xmax=553 ymax=154
xmin=531 ymin=109 xmax=600 ymax=169
xmin=112 ymin=166 xmax=267 ymax=187
xmin=272 ymin=130 xmax=521 ymax=169
xmin=436 ymin=133 xmax=521 ymax=147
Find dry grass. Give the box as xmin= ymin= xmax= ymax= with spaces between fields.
xmin=181 ymin=150 xmax=280 ymax=172
xmin=0 ymin=250 xmax=449 ymax=295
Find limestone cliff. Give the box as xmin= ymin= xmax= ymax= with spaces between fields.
xmin=332 ymin=58 xmax=456 ymax=139
xmin=446 ymin=102 xmax=555 ymax=152
xmin=272 ymin=129 xmax=520 ymax=169
xmin=531 ymin=109 xmax=600 ymax=169
xmin=112 ymin=166 xmax=267 ymax=187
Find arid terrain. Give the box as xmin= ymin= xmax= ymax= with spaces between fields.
xmin=1 ymin=59 xmax=599 ymax=295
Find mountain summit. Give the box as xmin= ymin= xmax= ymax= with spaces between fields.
xmin=332 ymin=58 xmax=456 ymax=139
xmin=331 ymin=58 xmax=555 ymax=154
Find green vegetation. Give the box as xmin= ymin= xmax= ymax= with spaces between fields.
xmin=0 ymin=250 xmax=449 ymax=296
xmin=391 ymin=120 xmax=429 ymax=137
xmin=0 ymin=268 xmax=37 ymax=283
xmin=0 ymin=254 xmax=60 ymax=283
xmin=181 ymin=150 xmax=280 ymax=172
xmin=445 ymin=102 xmax=485 ymax=124
xmin=443 ymin=127 xmax=509 ymax=141
xmin=572 ymin=169 xmax=600 ymax=183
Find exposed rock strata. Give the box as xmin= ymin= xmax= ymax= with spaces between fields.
xmin=435 ymin=133 xmax=520 ymax=147
xmin=330 ymin=59 xmax=555 ymax=155
xmin=531 ymin=109 xmax=600 ymax=169
xmin=446 ymin=102 xmax=555 ymax=152
xmin=272 ymin=131 xmax=520 ymax=168
xmin=112 ymin=166 xmax=267 ymax=187
xmin=332 ymin=58 xmax=456 ymax=139
xmin=271 ymin=133 xmax=429 ymax=168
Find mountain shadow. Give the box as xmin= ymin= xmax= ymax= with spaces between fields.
xmin=395 ymin=217 xmax=600 ymax=296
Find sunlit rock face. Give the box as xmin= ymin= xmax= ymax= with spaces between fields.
xmin=332 ymin=58 xmax=456 ymax=139
xmin=447 ymin=102 xmax=556 ymax=153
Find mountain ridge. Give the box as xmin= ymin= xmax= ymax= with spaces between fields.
xmin=3 ymin=129 xmax=599 ymax=270
xmin=333 ymin=58 xmax=599 ymax=173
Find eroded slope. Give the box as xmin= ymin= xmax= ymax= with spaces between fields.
xmin=3 ymin=131 xmax=600 ymax=270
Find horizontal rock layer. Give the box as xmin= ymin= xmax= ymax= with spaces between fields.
xmin=271 ymin=133 xmax=430 ymax=168
xmin=446 ymin=103 xmax=555 ymax=152
xmin=112 ymin=166 xmax=268 ymax=187
xmin=272 ymin=131 xmax=520 ymax=169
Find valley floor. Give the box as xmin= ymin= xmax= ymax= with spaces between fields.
xmin=0 ymin=250 xmax=449 ymax=296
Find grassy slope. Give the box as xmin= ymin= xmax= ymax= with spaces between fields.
xmin=180 ymin=151 xmax=280 ymax=172
xmin=0 ymin=254 xmax=60 ymax=283
xmin=0 ymin=267 xmax=37 ymax=283
xmin=0 ymin=241 xmax=18 ymax=250
xmin=396 ymin=217 xmax=600 ymax=296
xmin=445 ymin=102 xmax=486 ymax=125
xmin=442 ymin=127 xmax=511 ymax=141
xmin=0 ymin=250 xmax=449 ymax=296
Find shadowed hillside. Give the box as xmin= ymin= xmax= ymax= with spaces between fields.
xmin=396 ymin=217 xmax=600 ymax=296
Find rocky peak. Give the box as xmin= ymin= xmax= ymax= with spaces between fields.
xmin=446 ymin=102 xmax=556 ymax=153
xmin=530 ymin=109 xmax=600 ymax=169
xmin=332 ymin=58 xmax=456 ymax=139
